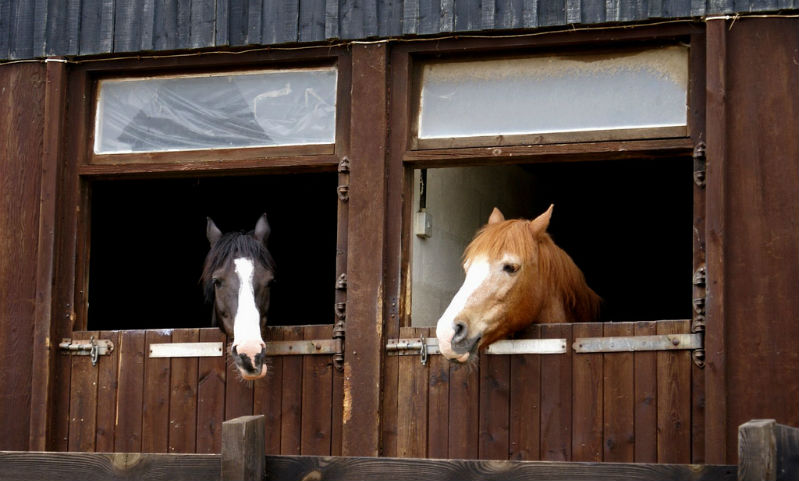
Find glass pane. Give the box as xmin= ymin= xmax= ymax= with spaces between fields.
xmin=95 ymin=67 xmax=337 ymax=154
xmin=418 ymin=46 xmax=688 ymax=140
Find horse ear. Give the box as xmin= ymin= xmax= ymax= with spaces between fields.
xmin=488 ymin=207 xmax=505 ymax=224
xmin=254 ymin=213 xmax=270 ymax=244
xmin=529 ymin=204 xmax=554 ymax=236
xmin=206 ymin=217 xmax=222 ymax=247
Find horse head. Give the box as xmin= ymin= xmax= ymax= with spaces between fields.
xmin=435 ymin=205 xmax=600 ymax=363
xmin=203 ymin=214 xmax=275 ymax=380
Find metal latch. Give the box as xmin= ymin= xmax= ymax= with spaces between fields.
xmin=59 ymin=336 xmax=114 ymax=366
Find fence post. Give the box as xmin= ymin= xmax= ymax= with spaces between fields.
xmin=222 ymin=415 xmax=265 ymax=481
xmin=738 ymin=419 xmax=799 ymax=481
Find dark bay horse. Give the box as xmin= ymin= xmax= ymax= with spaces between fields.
xmin=203 ymin=214 xmax=275 ymax=380
xmin=436 ymin=205 xmax=601 ymax=363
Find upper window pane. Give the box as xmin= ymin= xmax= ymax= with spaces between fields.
xmin=417 ymin=46 xmax=688 ymax=143
xmin=94 ymin=67 xmax=337 ymax=154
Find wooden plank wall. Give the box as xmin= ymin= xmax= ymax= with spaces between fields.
xmin=64 ymin=326 xmax=341 ymax=455
xmin=0 ymin=62 xmax=46 ymax=451
xmin=387 ymin=320 xmax=697 ymax=463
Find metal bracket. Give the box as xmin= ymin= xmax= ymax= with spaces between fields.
xmin=149 ymin=342 xmax=224 ymax=358
xmin=386 ymin=337 xmax=567 ymax=360
xmin=337 ymin=157 xmax=350 ymax=202
xmin=265 ymin=339 xmax=338 ymax=356
xmin=693 ymin=141 xmax=706 ymax=188
xmin=573 ymin=333 xmax=703 ymax=353
xmin=59 ymin=336 xmax=114 ymax=366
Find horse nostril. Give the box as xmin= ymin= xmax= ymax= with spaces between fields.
xmin=452 ymin=321 xmax=468 ymax=343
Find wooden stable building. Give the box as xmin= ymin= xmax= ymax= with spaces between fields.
xmin=0 ymin=0 xmax=797 ymax=468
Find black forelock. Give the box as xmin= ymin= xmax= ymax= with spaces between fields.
xmin=201 ymin=230 xmax=276 ymax=303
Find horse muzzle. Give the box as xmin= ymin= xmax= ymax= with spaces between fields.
xmin=231 ymin=341 xmax=267 ymax=380
xmin=437 ymin=320 xmax=481 ymax=363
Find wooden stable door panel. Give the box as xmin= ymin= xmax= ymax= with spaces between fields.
xmin=63 ymin=326 xmax=340 ymax=455
xmin=389 ymin=320 xmax=701 ymax=463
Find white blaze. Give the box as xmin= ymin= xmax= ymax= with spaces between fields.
xmin=233 ymin=258 xmax=264 ymax=344
xmin=435 ymin=257 xmax=490 ymax=360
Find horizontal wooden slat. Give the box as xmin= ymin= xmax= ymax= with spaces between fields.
xmin=264 ymin=455 xmax=736 ymax=481
xmin=0 ymin=452 xmax=738 ymax=481
xmin=0 ymin=452 xmax=220 ymax=481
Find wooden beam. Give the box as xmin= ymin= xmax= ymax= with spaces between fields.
xmin=0 ymin=452 xmax=220 ymax=481
xmin=221 ymin=415 xmax=265 ymax=481
xmin=263 ymin=455 xmax=736 ymax=481
xmin=703 ymin=17 xmax=729 ymax=465
xmin=342 ymin=42 xmax=389 ymax=457
xmin=28 ymin=58 xmax=68 ymax=451
xmin=738 ymin=419 xmax=799 ymax=481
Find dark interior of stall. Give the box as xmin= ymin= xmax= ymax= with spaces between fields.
xmin=87 ymin=172 xmax=338 ymax=330
xmin=519 ymin=157 xmax=693 ymax=322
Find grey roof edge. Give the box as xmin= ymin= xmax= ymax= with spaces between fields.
xmin=0 ymin=1 xmax=797 ymax=62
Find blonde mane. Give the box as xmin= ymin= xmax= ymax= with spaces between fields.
xmin=463 ymin=219 xmax=601 ymax=323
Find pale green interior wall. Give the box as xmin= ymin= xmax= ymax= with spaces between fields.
xmin=410 ymin=165 xmax=537 ymax=327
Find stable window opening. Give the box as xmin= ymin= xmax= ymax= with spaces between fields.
xmin=87 ymin=172 xmax=338 ymax=331
xmin=408 ymin=158 xmax=693 ymax=327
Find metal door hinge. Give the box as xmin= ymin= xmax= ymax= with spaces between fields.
xmin=693 ymin=142 xmax=706 ymax=188
xmin=59 ymin=336 xmax=114 ymax=366
xmin=691 ymin=264 xmax=707 ymax=368
xmin=337 ymin=157 xmax=350 ymax=202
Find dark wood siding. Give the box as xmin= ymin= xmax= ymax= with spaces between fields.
xmin=704 ymin=16 xmax=799 ymax=463
xmin=0 ymin=62 xmax=46 ymax=450
xmin=384 ymin=321 xmax=698 ymax=462
xmin=1 ymin=0 xmax=798 ymax=60
xmin=63 ymin=326 xmax=342 ymax=454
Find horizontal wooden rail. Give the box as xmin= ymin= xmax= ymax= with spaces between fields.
xmin=4 ymin=418 xmax=797 ymax=481
xmin=265 ymin=456 xmax=735 ymax=480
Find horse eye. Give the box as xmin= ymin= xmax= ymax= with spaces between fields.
xmin=213 ymin=278 xmax=222 ymax=287
xmin=503 ymin=263 xmax=520 ymax=274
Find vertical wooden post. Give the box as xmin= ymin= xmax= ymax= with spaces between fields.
xmin=703 ymin=16 xmax=729 ymax=465
xmin=222 ymin=415 xmax=265 ymax=481
xmin=738 ymin=419 xmax=799 ymax=481
xmin=29 ymin=57 xmax=67 ymax=451
xmin=342 ymin=42 xmax=389 ymax=457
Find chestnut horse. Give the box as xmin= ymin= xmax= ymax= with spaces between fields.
xmin=203 ymin=214 xmax=275 ymax=380
xmin=436 ymin=205 xmax=600 ymax=363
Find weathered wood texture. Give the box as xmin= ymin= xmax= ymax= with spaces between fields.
xmin=342 ymin=42 xmax=389 ymax=456
xmin=389 ymin=321 xmax=701 ymax=462
xmin=63 ymin=326 xmax=339 ymax=455
xmin=1 ymin=0 xmax=797 ymax=60
xmin=0 ymin=62 xmax=46 ymax=451
xmin=738 ymin=419 xmax=799 ymax=481
xmin=704 ymin=17 xmax=799 ymax=464
xmin=221 ymin=415 xmax=265 ymax=481
xmin=0 ymin=451 xmax=738 ymax=481
xmin=263 ymin=455 xmax=736 ymax=481
xmin=0 ymin=451 xmax=221 ymax=481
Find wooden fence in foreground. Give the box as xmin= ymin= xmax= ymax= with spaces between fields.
xmin=1 ymin=417 xmax=796 ymax=481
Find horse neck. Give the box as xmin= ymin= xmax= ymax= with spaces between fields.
xmin=531 ymin=238 xmax=600 ymax=324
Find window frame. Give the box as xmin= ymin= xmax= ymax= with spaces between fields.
xmin=62 ymin=46 xmax=352 ymax=332
xmin=385 ymin=23 xmax=706 ymax=331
